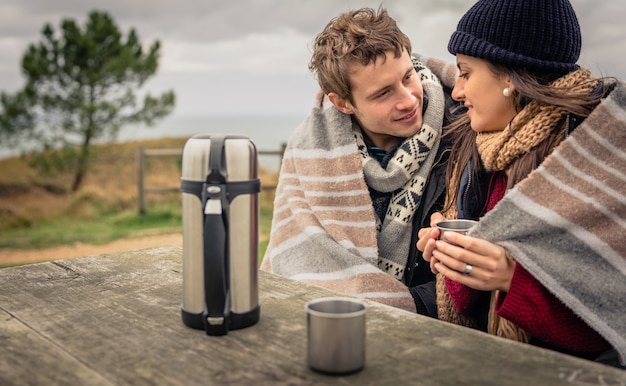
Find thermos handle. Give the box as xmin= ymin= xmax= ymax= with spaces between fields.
xmin=201 ymin=136 xmax=230 ymax=336
xmin=202 ymin=184 xmax=230 ymax=336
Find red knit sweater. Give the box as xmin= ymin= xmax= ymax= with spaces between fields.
xmin=445 ymin=173 xmax=611 ymax=354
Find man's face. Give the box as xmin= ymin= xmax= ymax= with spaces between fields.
xmin=329 ymin=50 xmax=424 ymax=151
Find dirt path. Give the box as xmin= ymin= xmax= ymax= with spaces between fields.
xmin=0 ymin=233 xmax=183 ymax=266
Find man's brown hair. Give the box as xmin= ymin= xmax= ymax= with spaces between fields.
xmin=309 ymin=7 xmax=411 ymax=103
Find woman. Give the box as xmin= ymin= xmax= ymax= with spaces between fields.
xmin=417 ymin=0 xmax=626 ymax=368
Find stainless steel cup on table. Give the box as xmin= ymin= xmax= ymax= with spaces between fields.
xmin=305 ymin=297 xmax=367 ymax=375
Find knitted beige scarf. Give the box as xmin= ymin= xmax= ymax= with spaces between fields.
xmin=477 ymin=68 xmax=596 ymax=170
xmin=437 ymin=68 xmax=598 ymax=342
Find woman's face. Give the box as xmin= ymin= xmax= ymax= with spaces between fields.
xmin=451 ymin=54 xmax=518 ymax=133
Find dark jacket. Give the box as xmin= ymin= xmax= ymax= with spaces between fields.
xmin=404 ymin=91 xmax=458 ymax=317
xmin=366 ymin=89 xmax=458 ymax=317
xmin=404 ymin=136 xmax=449 ymax=317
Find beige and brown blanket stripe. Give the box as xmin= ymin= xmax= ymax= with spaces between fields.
xmin=261 ymin=59 xmax=448 ymax=312
xmin=469 ymin=80 xmax=626 ymax=365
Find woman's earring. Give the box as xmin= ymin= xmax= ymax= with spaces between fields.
xmin=503 ymin=87 xmax=511 ymax=97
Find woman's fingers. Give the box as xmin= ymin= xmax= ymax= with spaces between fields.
xmin=433 ymin=258 xmax=481 ymax=286
xmin=432 ymin=244 xmax=475 ymax=276
xmin=433 ymin=237 xmax=515 ymax=292
xmin=429 ymin=212 xmax=446 ymax=227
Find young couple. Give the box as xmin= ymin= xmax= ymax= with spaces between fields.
xmin=261 ymin=0 xmax=626 ymax=368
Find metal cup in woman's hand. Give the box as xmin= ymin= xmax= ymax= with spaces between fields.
xmin=435 ymin=219 xmax=478 ymax=246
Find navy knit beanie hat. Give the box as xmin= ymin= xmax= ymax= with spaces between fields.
xmin=448 ymin=0 xmax=581 ymax=74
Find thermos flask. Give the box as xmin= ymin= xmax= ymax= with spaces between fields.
xmin=180 ymin=134 xmax=261 ymax=336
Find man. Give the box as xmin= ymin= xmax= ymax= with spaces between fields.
xmin=260 ymin=7 xmax=457 ymax=314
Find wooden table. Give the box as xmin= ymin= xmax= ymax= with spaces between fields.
xmin=1 ymin=246 xmax=624 ymax=385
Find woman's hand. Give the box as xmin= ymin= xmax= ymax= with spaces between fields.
xmin=417 ymin=212 xmax=446 ymax=274
xmin=431 ymin=232 xmax=516 ymax=292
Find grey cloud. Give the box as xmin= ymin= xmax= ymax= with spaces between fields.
xmin=0 ymin=0 xmax=623 ymax=115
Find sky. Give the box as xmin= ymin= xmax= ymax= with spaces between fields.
xmin=0 ymin=0 xmax=624 ymax=120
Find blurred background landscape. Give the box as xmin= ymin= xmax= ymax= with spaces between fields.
xmin=0 ymin=137 xmax=279 ymax=267
xmin=1 ymin=0 xmax=624 ymax=266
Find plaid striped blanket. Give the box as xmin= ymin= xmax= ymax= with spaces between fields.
xmin=469 ymin=80 xmax=626 ymax=365
xmin=261 ymin=59 xmax=448 ymax=312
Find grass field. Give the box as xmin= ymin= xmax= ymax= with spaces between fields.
xmin=0 ymin=137 xmax=278 ymax=262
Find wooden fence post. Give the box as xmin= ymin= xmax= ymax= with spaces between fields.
xmin=137 ymin=143 xmax=286 ymax=214
xmin=136 ymin=145 xmax=146 ymax=215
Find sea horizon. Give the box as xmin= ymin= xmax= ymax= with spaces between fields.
xmin=0 ymin=114 xmax=304 ymax=172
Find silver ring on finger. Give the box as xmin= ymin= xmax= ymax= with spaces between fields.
xmin=463 ymin=264 xmax=473 ymax=275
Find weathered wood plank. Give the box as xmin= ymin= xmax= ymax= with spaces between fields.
xmin=0 ymin=308 xmax=113 ymax=386
xmin=0 ymin=246 xmax=624 ymax=386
